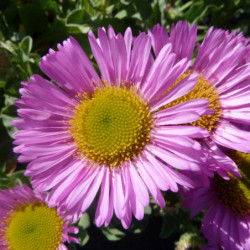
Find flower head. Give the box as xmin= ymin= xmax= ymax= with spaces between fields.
xmin=0 ymin=184 xmax=79 ymax=250
xmin=13 ymin=26 xmax=211 ymax=228
xmin=149 ymin=21 xmax=250 ymax=179
xmin=182 ymin=151 xmax=250 ymax=249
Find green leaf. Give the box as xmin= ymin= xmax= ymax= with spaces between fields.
xmin=78 ymin=229 xmax=90 ymax=246
xmin=0 ymin=80 xmax=6 ymax=88
xmin=133 ymin=0 xmax=152 ymax=20
xmin=115 ymin=10 xmax=128 ymax=19
xmin=0 ymin=170 xmax=30 ymax=190
xmin=78 ymin=213 xmax=91 ymax=230
xmin=102 ymin=227 xmax=125 ymax=241
xmin=20 ymin=36 xmax=33 ymax=54
xmin=159 ymin=212 xmax=179 ymax=239
xmin=0 ymin=40 xmax=16 ymax=54
xmin=120 ymin=0 xmax=133 ymax=5
xmin=18 ymin=3 xmax=49 ymax=34
xmin=1 ymin=94 xmax=18 ymax=138
xmin=66 ymin=24 xmax=90 ymax=34
xmin=67 ymin=9 xmax=88 ymax=24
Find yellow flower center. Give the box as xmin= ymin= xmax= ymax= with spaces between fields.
xmin=213 ymin=151 xmax=250 ymax=215
xmin=2 ymin=202 xmax=63 ymax=250
xmin=69 ymin=85 xmax=153 ymax=168
xmin=163 ymin=72 xmax=221 ymax=132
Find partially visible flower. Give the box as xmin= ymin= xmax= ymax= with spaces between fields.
xmin=149 ymin=21 xmax=250 ymax=179
xmin=13 ymin=26 xmax=211 ymax=228
xmin=182 ymin=151 xmax=250 ymax=249
xmin=0 ymin=184 xmax=79 ymax=250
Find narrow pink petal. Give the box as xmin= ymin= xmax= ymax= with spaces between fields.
xmin=110 ymin=33 xmax=127 ymax=85
xmin=127 ymin=33 xmax=151 ymax=85
xmin=113 ymin=171 xmax=126 ymax=219
xmin=150 ymin=73 xmax=199 ymax=111
xmin=155 ymin=125 xmax=209 ymax=138
xmin=88 ymin=30 xmax=112 ymax=84
xmin=40 ymin=37 xmax=100 ymax=95
xmin=95 ymin=168 xmax=110 ymax=227
xmin=136 ymin=161 xmax=165 ymax=207
xmin=124 ymin=27 xmax=133 ymax=72
xmin=80 ymin=166 xmax=105 ymax=212
xmin=169 ymin=20 xmax=197 ymax=61
xmin=149 ymin=145 xmax=200 ymax=171
xmin=137 ymin=158 xmax=169 ymax=191
xmin=128 ymin=162 xmax=149 ymax=206
xmin=212 ymin=121 xmax=250 ymax=152
xmin=104 ymin=174 xmax=114 ymax=227
xmin=148 ymin=24 xmax=169 ymax=57
xmin=140 ymin=43 xmax=172 ymax=94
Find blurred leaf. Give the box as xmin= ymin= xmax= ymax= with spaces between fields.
xmin=0 ymin=170 xmax=30 ymax=190
xmin=175 ymin=232 xmax=206 ymax=250
xmin=5 ymin=159 xmax=17 ymax=176
xmin=160 ymin=212 xmax=179 ymax=239
xmin=78 ymin=213 xmax=91 ymax=230
xmin=102 ymin=227 xmax=125 ymax=241
xmin=78 ymin=229 xmax=90 ymax=246
xmin=20 ymin=36 xmax=33 ymax=54
xmin=66 ymin=24 xmax=90 ymax=34
xmin=133 ymin=0 xmax=152 ymax=21
xmin=0 ymin=80 xmax=5 ymax=88
xmin=115 ymin=10 xmax=128 ymax=19
xmin=18 ymin=3 xmax=49 ymax=34
xmin=67 ymin=9 xmax=89 ymax=24
xmin=1 ymin=94 xmax=18 ymax=138
xmin=120 ymin=0 xmax=133 ymax=5
xmin=182 ymin=1 xmax=222 ymax=24
xmin=77 ymin=212 xmax=90 ymax=246
xmin=0 ymin=40 xmax=16 ymax=54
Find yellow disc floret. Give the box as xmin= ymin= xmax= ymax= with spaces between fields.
xmin=162 ymin=72 xmax=221 ymax=132
xmin=4 ymin=202 xmax=63 ymax=250
xmin=69 ymin=85 xmax=153 ymax=168
xmin=213 ymin=151 xmax=250 ymax=215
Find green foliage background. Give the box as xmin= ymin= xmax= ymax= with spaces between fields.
xmin=0 ymin=0 xmax=249 ymax=249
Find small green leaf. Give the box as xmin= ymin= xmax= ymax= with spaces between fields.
xmin=78 ymin=229 xmax=90 ymax=246
xmin=0 ymin=80 xmax=6 ymax=88
xmin=120 ymin=0 xmax=133 ymax=5
xmin=78 ymin=213 xmax=90 ymax=230
xmin=115 ymin=10 xmax=128 ymax=19
xmin=67 ymin=9 xmax=87 ymax=24
xmin=66 ymin=24 xmax=90 ymax=34
xmin=20 ymin=36 xmax=33 ymax=54
xmin=102 ymin=227 xmax=125 ymax=241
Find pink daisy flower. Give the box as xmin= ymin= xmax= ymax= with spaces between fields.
xmin=182 ymin=151 xmax=250 ymax=250
xmin=13 ymin=26 xmax=211 ymax=228
xmin=149 ymin=21 xmax=250 ymax=179
xmin=0 ymin=184 xmax=79 ymax=250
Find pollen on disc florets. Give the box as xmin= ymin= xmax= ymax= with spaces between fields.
xmin=1 ymin=202 xmax=64 ymax=250
xmin=162 ymin=72 xmax=221 ymax=133
xmin=213 ymin=151 xmax=250 ymax=215
xmin=69 ymin=85 xmax=153 ymax=168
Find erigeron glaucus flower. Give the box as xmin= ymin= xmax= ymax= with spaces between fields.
xmin=149 ymin=21 xmax=250 ymax=179
xmin=0 ymin=184 xmax=79 ymax=250
xmin=182 ymin=151 xmax=250 ymax=250
xmin=13 ymin=26 xmax=211 ymax=228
